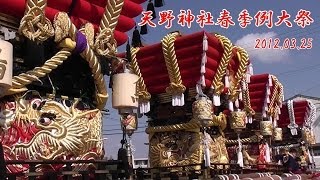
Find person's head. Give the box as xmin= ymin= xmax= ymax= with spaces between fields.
xmin=289 ymin=148 xmax=298 ymax=157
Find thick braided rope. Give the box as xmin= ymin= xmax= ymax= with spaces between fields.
xmin=19 ymin=0 xmax=54 ymax=42
xmin=268 ymin=76 xmax=284 ymax=118
xmin=146 ymin=113 xmax=226 ymax=133
xmin=54 ymin=12 xmax=108 ymax=109
xmin=211 ymin=34 xmax=233 ymax=95
xmin=130 ymin=47 xmax=151 ymax=101
xmin=242 ymin=80 xmax=255 ymax=116
xmin=11 ymin=48 xmax=73 ymax=88
xmin=99 ymin=0 xmax=124 ymax=32
xmin=287 ymin=100 xmax=297 ymax=129
xmin=306 ymin=100 xmax=316 ymax=126
xmin=161 ymin=32 xmax=186 ymax=95
xmin=229 ymin=46 xmax=249 ymax=101
xmin=25 ymin=0 xmax=46 ymax=13
xmin=94 ymin=0 xmax=123 ymax=57
xmin=268 ymin=76 xmax=280 ymax=117
xmin=226 ymin=135 xmax=261 ymax=144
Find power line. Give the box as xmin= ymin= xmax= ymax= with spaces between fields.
xmin=103 ymin=131 xmax=146 ymax=136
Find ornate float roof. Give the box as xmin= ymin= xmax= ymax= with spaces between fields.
xmin=0 ymin=0 xmax=145 ymax=46
xmin=119 ymin=31 xmax=251 ymax=98
xmin=247 ymin=74 xmax=284 ymax=120
xmin=278 ymin=99 xmax=316 ymax=128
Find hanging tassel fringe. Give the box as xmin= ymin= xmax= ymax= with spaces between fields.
xmin=172 ymin=94 xmax=185 ymax=106
xmin=140 ymin=24 xmax=148 ymax=35
xmin=237 ymin=134 xmax=244 ymax=167
xmin=229 ymin=100 xmax=234 ymax=112
xmin=200 ymin=33 xmax=208 ymax=87
xmin=265 ymin=143 xmax=271 ymax=163
xmin=132 ymin=26 xmax=143 ymax=47
xmin=147 ymin=0 xmax=156 ymax=20
xmin=213 ymin=94 xmax=221 ymax=106
xmin=139 ymin=102 xmax=150 ymax=114
xmin=154 ymin=0 xmax=164 ymax=7
xmin=204 ymin=132 xmax=211 ymax=167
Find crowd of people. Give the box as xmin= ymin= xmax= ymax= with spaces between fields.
xmin=275 ymin=148 xmax=310 ymax=174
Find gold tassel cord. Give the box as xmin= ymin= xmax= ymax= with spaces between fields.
xmin=161 ymin=32 xmax=186 ymax=95
xmin=130 ymin=47 xmax=151 ymax=102
xmin=211 ymin=34 xmax=233 ymax=95
xmin=229 ymin=46 xmax=250 ymax=101
xmin=19 ymin=0 xmax=54 ymax=42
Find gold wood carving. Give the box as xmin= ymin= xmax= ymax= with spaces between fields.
xmin=149 ymin=131 xmax=202 ymax=170
xmin=230 ymin=111 xmax=246 ymax=130
xmin=161 ymin=32 xmax=186 ymax=96
xmin=207 ymin=134 xmax=229 ymax=168
xmin=0 ymin=93 xmax=103 ymax=173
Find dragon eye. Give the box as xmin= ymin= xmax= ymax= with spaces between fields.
xmin=39 ymin=117 xmax=52 ymax=125
xmin=31 ymin=98 xmax=42 ymax=110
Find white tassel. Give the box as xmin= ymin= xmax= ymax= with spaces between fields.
xmin=248 ymin=115 xmax=253 ymax=123
xmin=308 ymin=149 xmax=313 ymax=164
xmin=265 ymin=143 xmax=271 ymax=163
xmin=262 ymin=111 xmax=267 ymax=118
xmin=235 ymin=99 xmax=239 ymax=108
xmin=273 ymin=118 xmax=277 ymax=127
xmin=201 ymin=53 xmax=207 ymax=73
xmin=229 ymin=100 xmax=234 ymax=112
xmin=172 ymin=94 xmax=185 ymax=107
xmin=225 ymin=76 xmax=230 ymax=88
xmin=203 ymin=34 xmax=208 ymax=51
xmin=246 ymin=74 xmax=251 ymax=83
xmin=290 ymin=128 xmax=297 ymax=135
xmin=237 ymin=134 xmax=244 ymax=167
xmin=268 ymin=75 xmax=273 ymax=86
xmin=248 ymin=63 xmax=253 ymax=75
xmin=239 ymin=91 xmax=243 ymax=101
xmin=213 ymin=94 xmax=221 ymax=106
xmin=201 ymin=76 xmax=205 ymax=87
xmin=204 ymin=132 xmax=211 ymax=167
xmin=245 ymin=116 xmax=248 ymax=124
xmin=139 ymin=102 xmax=150 ymax=114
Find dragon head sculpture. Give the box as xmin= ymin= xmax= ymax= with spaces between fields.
xmin=0 ymin=93 xmax=104 ymax=173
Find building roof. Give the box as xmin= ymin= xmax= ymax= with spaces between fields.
xmin=285 ymin=94 xmax=320 ymax=101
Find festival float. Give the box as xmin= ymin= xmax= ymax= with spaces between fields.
xmin=0 ymin=0 xmax=318 ymax=179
